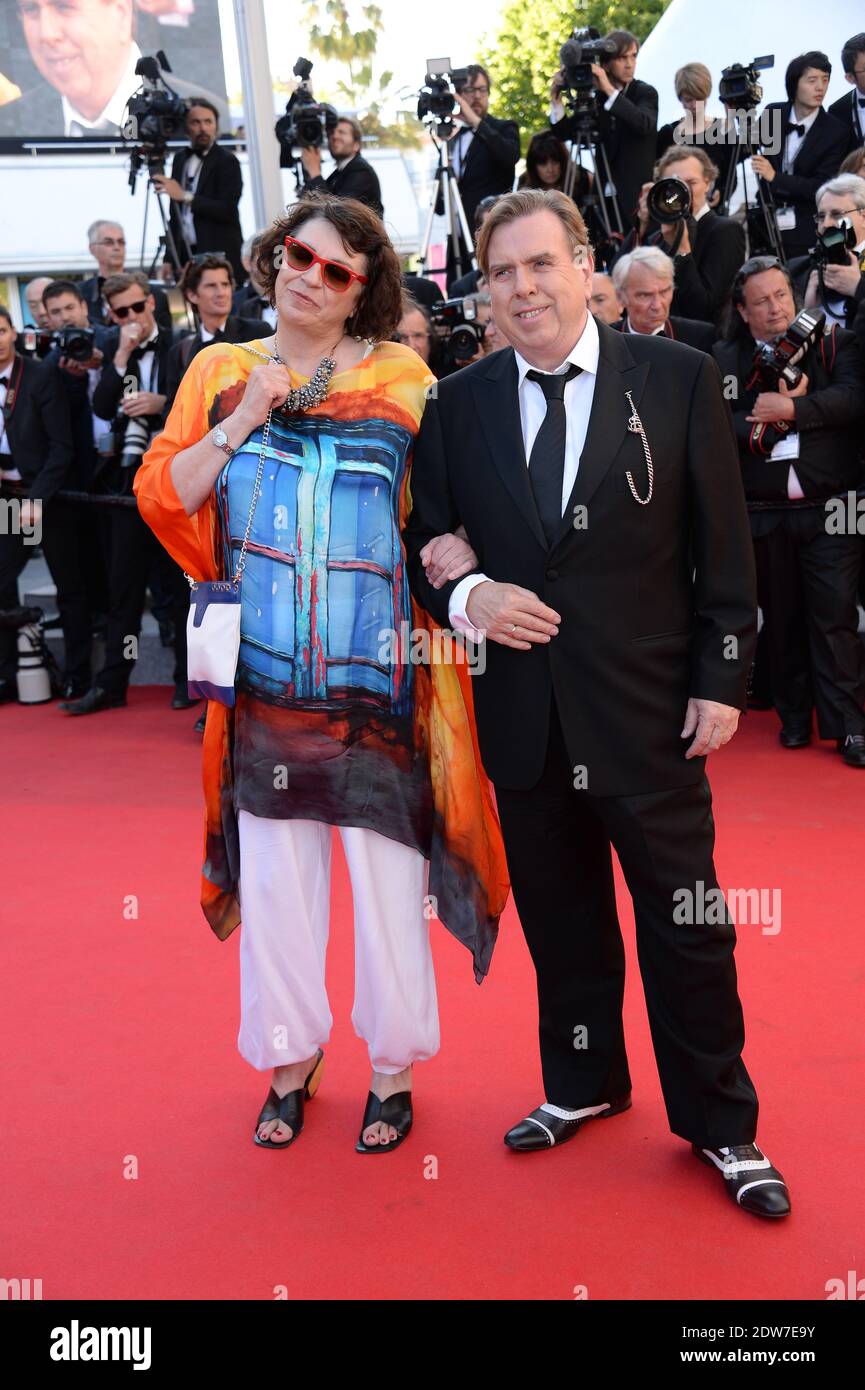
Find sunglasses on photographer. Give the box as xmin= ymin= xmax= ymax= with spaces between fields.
xmin=112 ymin=300 xmax=148 ymax=319
xmin=282 ymin=236 xmax=369 ymax=292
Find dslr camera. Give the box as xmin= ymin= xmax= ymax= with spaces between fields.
xmin=18 ymin=326 xmax=96 ymax=362
xmin=275 ymin=57 xmax=338 ymax=165
xmin=431 ymin=296 xmax=486 ymax=369
xmin=812 ymin=220 xmax=858 ymax=267
xmin=647 ymin=176 xmax=691 ymax=225
xmin=745 ymin=307 xmax=825 ymax=392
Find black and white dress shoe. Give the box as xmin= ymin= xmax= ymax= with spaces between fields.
xmin=692 ymin=1143 xmax=791 ymax=1217
xmin=504 ymin=1095 xmax=632 ymax=1151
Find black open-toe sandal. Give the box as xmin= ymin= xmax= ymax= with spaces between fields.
xmin=253 ymin=1048 xmax=324 ymax=1150
xmin=355 ymin=1090 xmax=413 ymax=1154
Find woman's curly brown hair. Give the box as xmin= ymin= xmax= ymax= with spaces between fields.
xmin=254 ymin=193 xmax=404 ymax=342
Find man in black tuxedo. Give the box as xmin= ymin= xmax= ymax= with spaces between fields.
xmin=164 ymin=254 xmax=269 ymax=414
xmin=404 ymin=189 xmax=791 ymax=1218
xmin=441 ymin=64 xmax=520 ymax=290
xmin=609 ymin=247 xmax=716 ymax=350
xmin=551 ymin=30 xmax=658 ymax=232
xmin=713 ymin=256 xmax=865 ymax=766
xmin=301 ymin=116 xmax=383 ymax=218
xmin=42 ymin=280 xmax=114 ymax=697
xmin=621 ymin=148 xmax=745 ymax=328
xmin=827 ymin=33 xmax=865 ymax=156
xmin=787 ymin=174 xmax=865 ymax=352
xmin=60 ymin=272 xmax=194 ymax=716
xmin=152 ymin=100 xmax=245 ymax=284
xmin=0 ymin=305 xmax=73 ymax=701
xmin=80 ymin=219 xmax=171 ymax=333
xmin=753 ymin=51 xmax=849 ymax=260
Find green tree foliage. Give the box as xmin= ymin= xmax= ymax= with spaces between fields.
xmin=479 ymin=0 xmax=672 ymax=150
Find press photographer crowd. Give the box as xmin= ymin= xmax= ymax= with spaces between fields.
xmin=3 ymin=27 xmax=865 ymax=763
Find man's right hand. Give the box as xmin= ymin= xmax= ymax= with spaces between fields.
xmin=465 ymin=581 xmax=560 ymax=650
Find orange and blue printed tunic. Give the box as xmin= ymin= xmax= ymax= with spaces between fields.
xmin=135 ymin=338 xmax=509 ymax=980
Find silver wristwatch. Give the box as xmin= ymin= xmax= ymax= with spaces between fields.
xmin=211 ymin=425 xmax=235 ymax=459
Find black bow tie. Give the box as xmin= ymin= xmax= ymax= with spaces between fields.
xmin=0 ymin=375 xmax=9 ymax=387
xmin=858 ymin=96 xmax=865 ymax=107
xmin=785 ymin=121 xmax=806 ymax=137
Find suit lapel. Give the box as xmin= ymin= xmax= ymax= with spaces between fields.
xmin=549 ymin=322 xmax=650 ymax=551
xmin=470 ymin=349 xmax=547 ymax=552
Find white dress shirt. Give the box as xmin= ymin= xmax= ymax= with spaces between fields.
xmin=180 ymin=151 xmax=203 ymax=250
xmin=199 ymin=320 xmax=229 ymax=344
xmin=450 ymin=126 xmax=474 ymax=178
xmin=448 ymin=312 xmax=601 ymax=640
xmin=63 ymin=41 xmax=143 ymax=137
xmin=782 ymin=105 xmax=819 ymax=175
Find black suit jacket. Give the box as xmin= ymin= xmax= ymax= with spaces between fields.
xmin=164 ymin=314 xmax=269 ymax=414
xmin=168 ymin=143 xmax=245 ymax=283
xmin=454 ymin=114 xmax=520 ymax=231
xmin=80 ymin=275 xmax=172 ymax=334
xmin=758 ymin=103 xmax=849 ymax=255
xmin=553 ymin=79 xmax=658 ymax=225
xmin=92 ymin=326 xmax=174 ymax=423
xmin=826 ymin=90 xmax=865 ymax=156
xmin=712 ymin=328 xmax=865 ymax=502
xmin=614 ymin=315 xmax=716 ymax=352
xmin=2 ymin=355 xmax=73 ymax=503
xmin=403 ymin=320 xmax=756 ymax=796
xmin=303 ymin=152 xmax=383 ymax=217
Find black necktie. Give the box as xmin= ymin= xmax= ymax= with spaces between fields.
xmin=526 ymin=364 xmax=582 ymax=545
xmin=785 ymin=121 xmax=805 ymax=136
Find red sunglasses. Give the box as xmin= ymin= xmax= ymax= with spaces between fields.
xmin=282 ymin=236 xmax=369 ymax=292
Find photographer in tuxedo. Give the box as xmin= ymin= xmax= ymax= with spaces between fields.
xmin=610 ymin=247 xmax=716 ymax=350
xmin=152 ymin=100 xmax=245 ymax=285
xmin=301 ymin=116 xmax=383 ymax=218
xmin=753 ymin=51 xmax=849 ymax=261
xmin=789 ymin=175 xmax=865 ymax=351
xmin=60 ymin=273 xmax=194 ymax=716
xmin=404 ymin=189 xmax=791 ymax=1219
xmin=713 ymin=256 xmax=865 ymax=765
xmin=164 ymin=255 xmax=269 ymax=415
xmin=551 ymin=30 xmax=658 ymax=231
xmin=441 ymin=64 xmax=520 ymax=290
xmin=622 ymin=149 xmax=746 ymax=328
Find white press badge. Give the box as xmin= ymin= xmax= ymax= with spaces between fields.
xmin=624 ymin=390 xmax=654 ymax=504
xmin=775 ymin=207 xmax=797 ymax=232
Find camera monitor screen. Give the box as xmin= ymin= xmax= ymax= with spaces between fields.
xmin=0 ymin=0 xmax=230 ymax=140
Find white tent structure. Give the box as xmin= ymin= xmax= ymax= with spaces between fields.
xmin=638 ymin=0 xmax=864 ymax=124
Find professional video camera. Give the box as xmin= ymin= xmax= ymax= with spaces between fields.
xmin=647 ymin=176 xmax=691 ymax=225
xmin=416 ymin=60 xmax=470 ymax=137
xmin=718 ymin=54 xmax=774 ymax=110
xmin=745 ymin=307 xmax=825 ymax=393
xmin=18 ymin=326 xmax=97 ymax=362
xmin=121 ymin=52 xmax=189 ymax=177
xmin=275 ymin=57 xmax=338 ymax=167
xmin=431 ymin=296 xmax=486 ymax=368
xmin=558 ymin=27 xmax=616 ymax=114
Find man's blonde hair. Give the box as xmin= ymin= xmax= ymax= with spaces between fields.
xmin=475 ymin=189 xmax=591 ymax=277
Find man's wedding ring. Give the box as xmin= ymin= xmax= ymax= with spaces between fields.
xmin=511 ymin=623 xmax=517 ymax=632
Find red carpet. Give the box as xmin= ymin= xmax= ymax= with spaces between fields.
xmin=2 ymin=691 xmax=862 ymax=1300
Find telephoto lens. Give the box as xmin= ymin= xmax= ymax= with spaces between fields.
xmin=647 ymin=176 xmax=692 ymax=224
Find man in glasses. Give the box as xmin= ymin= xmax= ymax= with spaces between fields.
xmin=827 ymin=33 xmax=865 ymax=156
xmin=713 ymin=256 xmax=865 ymax=766
xmin=301 ymin=115 xmax=383 ymax=219
xmin=61 ymin=271 xmax=194 ymax=716
xmin=81 ymin=220 xmax=171 ymax=332
xmin=790 ymin=175 xmax=865 ymax=348
xmin=153 ymin=100 xmax=245 ymax=286
xmin=443 ymin=63 xmax=520 ymax=291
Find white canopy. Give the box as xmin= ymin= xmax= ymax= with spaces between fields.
xmin=638 ymin=0 xmax=864 ymax=123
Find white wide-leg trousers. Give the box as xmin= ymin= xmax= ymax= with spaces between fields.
xmin=236 ymin=811 xmax=440 ymax=1074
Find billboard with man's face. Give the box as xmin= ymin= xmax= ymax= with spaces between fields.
xmin=0 ymin=0 xmax=231 ymax=139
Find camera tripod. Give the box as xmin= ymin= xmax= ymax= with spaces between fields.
xmin=560 ymin=104 xmax=624 ymax=269
xmin=128 ymin=145 xmax=189 ymax=282
xmin=718 ymin=110 xmax=786 ymax=263
xmin=417 ymin=126 xmax=476 ymax=285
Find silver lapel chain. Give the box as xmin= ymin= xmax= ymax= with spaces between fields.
xmin=624 ymin=389 xmax=654 ymax=506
